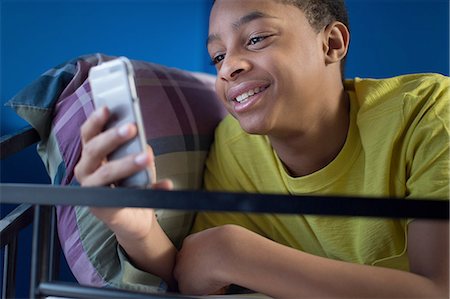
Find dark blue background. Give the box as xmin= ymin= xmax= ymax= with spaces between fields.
xmin=1 ymin=0 xmax=448 ymax=298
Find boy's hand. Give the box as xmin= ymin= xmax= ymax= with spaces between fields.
xmin=174 ymin=225 xmax=246 ymax=295
xmin=74 ymin=107 xmax=173 ymax=239
xmin=75 ymin=106 xmax=155 ymax=187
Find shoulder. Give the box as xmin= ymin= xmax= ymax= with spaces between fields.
xmin=347 ymin=74 xmax=448 ymax=108
xmin=205 ymin=116 xmax=275 ymax=193
xmin=348 ymin=73 xmax=449 ymax=93
xmin=214 ymin=114 xmax=243 ymax=143
xmin=207 ymin=115 xmax=274 ymax=174
xmin=345 ymin=74 xmax=449 ymax=199
xmin=214 ymin=115 xmax=270 ymax=150
xmin=346 ymin=74 xmax=449 ymax=123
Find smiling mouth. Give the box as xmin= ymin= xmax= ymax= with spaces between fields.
xmin=234 ymin=86 xmax=268 ymax=103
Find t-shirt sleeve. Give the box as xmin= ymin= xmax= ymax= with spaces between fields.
xmin=405 ymin=76 xmax=449 ymax=200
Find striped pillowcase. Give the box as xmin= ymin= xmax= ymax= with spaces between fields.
xmin=6 ymin=53 xmax=227 ymax=292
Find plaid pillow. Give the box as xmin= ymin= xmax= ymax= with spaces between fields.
xmin=6 ymin=53 xmax=227 ymax=292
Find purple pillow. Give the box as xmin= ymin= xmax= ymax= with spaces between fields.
xmin=7 ymin=53 xmax=227 ymax=292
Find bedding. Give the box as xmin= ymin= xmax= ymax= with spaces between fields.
xmin=6 ymin=53 xmax=227 ymax=292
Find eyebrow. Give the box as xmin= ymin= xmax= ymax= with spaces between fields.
xmin=206 ymin=11 xmax=277 ymax=46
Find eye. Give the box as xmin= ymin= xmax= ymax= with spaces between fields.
xmin=246 ymin=34 xmax=276 ymax=49
xmin=248 ymin=35 xmax=267 ymax=46
xmin=210 ymin=53 xmax=225 ymax=65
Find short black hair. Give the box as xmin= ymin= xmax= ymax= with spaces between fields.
xmin=212 ymin=0 xmax=349 ymax=32
xmin=279 ymin=0 xmax=349 ymax=33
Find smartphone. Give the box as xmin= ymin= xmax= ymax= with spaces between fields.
xmin=88 ymin=57 xmax=152 ymax=188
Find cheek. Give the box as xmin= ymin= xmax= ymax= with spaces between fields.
xmin=278 ymin=34 xmax=323 ymax=71
xmin=214 ymin=80 xmax=226 ymax=102
xmin=274 ymin=47 xmax=323 ymax=92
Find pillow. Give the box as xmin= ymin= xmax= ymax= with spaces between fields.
xmin=6 ymin=53 xmax=227 ymax=292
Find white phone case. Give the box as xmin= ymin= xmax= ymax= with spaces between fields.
xmin=88 ymin=57 xmax=151 ymax=187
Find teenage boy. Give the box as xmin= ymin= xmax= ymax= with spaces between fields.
xmin=75 ymin=0 xmax=449 ymax=297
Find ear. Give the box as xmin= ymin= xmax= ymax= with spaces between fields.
xmin=322 ymin=21 xmax=350 ymax=65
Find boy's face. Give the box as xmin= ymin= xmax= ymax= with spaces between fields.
xmin=208 ymin=0 xmax=330 ymax=136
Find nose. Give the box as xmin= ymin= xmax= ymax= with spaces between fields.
xmin=219 ymin=51 xmax=251 ymax=81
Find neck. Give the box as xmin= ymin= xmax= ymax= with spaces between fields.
xmin=269 ymin=89 xmax=350 ymax=177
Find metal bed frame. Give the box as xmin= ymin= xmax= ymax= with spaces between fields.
xmin=1 ymin=126 xmax=448 ymax=299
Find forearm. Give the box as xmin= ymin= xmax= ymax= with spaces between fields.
xmin=113 ymin=212 xmax=178 ymax=290
xmin=227 ymin=230 xmax=447 ymax=298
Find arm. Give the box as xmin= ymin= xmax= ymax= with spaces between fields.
xmin=74 ymin=107 xmax=177 ymax=290
xmin=174 ymin=221 xmax=448 ymax=298
xmin=174 ymin=77 xmax=450 ymax=297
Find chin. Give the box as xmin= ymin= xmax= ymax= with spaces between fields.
xmin=238 ymin=118 xmax=271 ymax=136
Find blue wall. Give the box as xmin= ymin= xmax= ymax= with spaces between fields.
xmin=1 ymin=0 xmax=213 ymax=136
xmin=1 ymin=0 xmax=448 ymax=298
xmin=1 ymin=0 xmax=448 ymax=137
xmin=345 ymin=0 xmax=449 ymax=78
xmin=0 ymin=1 xmax=214 ymax=297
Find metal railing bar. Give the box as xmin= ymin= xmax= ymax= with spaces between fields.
xmin=37 ymin=281 xmax=196 ymax=299
xmin=0 ymin=203 xmax=34 ymax=247
xmin=2 ymin=237 xmax=17 ymax=299
xmin=0 ymin=184 xmax=448 ymax=219
xmin=48 ymin=206 xmax=60 ymax=281
xmin=0 ymin=127 xmax=40 ymax=160
xmin=29 ymin=206 xmax=52 ymax=299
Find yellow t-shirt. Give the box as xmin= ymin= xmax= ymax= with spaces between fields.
xmin=192 ymin=74 xmax=449 ymax=270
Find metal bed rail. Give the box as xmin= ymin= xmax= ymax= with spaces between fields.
xmin=0 ymin=183 xmax=448 ymax=298
xmin=1 ymin=126 xmax=41 ymax=298
xmin=1 ymin=184 xmax=449 ymax=219
xmin=1 ymin=127 xmax=448 ymax=298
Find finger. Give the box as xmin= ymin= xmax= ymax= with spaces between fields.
xmin=81 ymin=151 xmax=151 ymax=187
xmin=80 ymin=107 xmax=110 ymax=145
xmin=76 ymin=123 xmax=138 ymax=182
xmin=152 ymin=179 xmax=174 ymax=190
xmin=145 ymin=145 xmax=157 ymax=182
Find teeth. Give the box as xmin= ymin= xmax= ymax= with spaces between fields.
xmin=235 ymin=86 xmax=265 ymax=103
